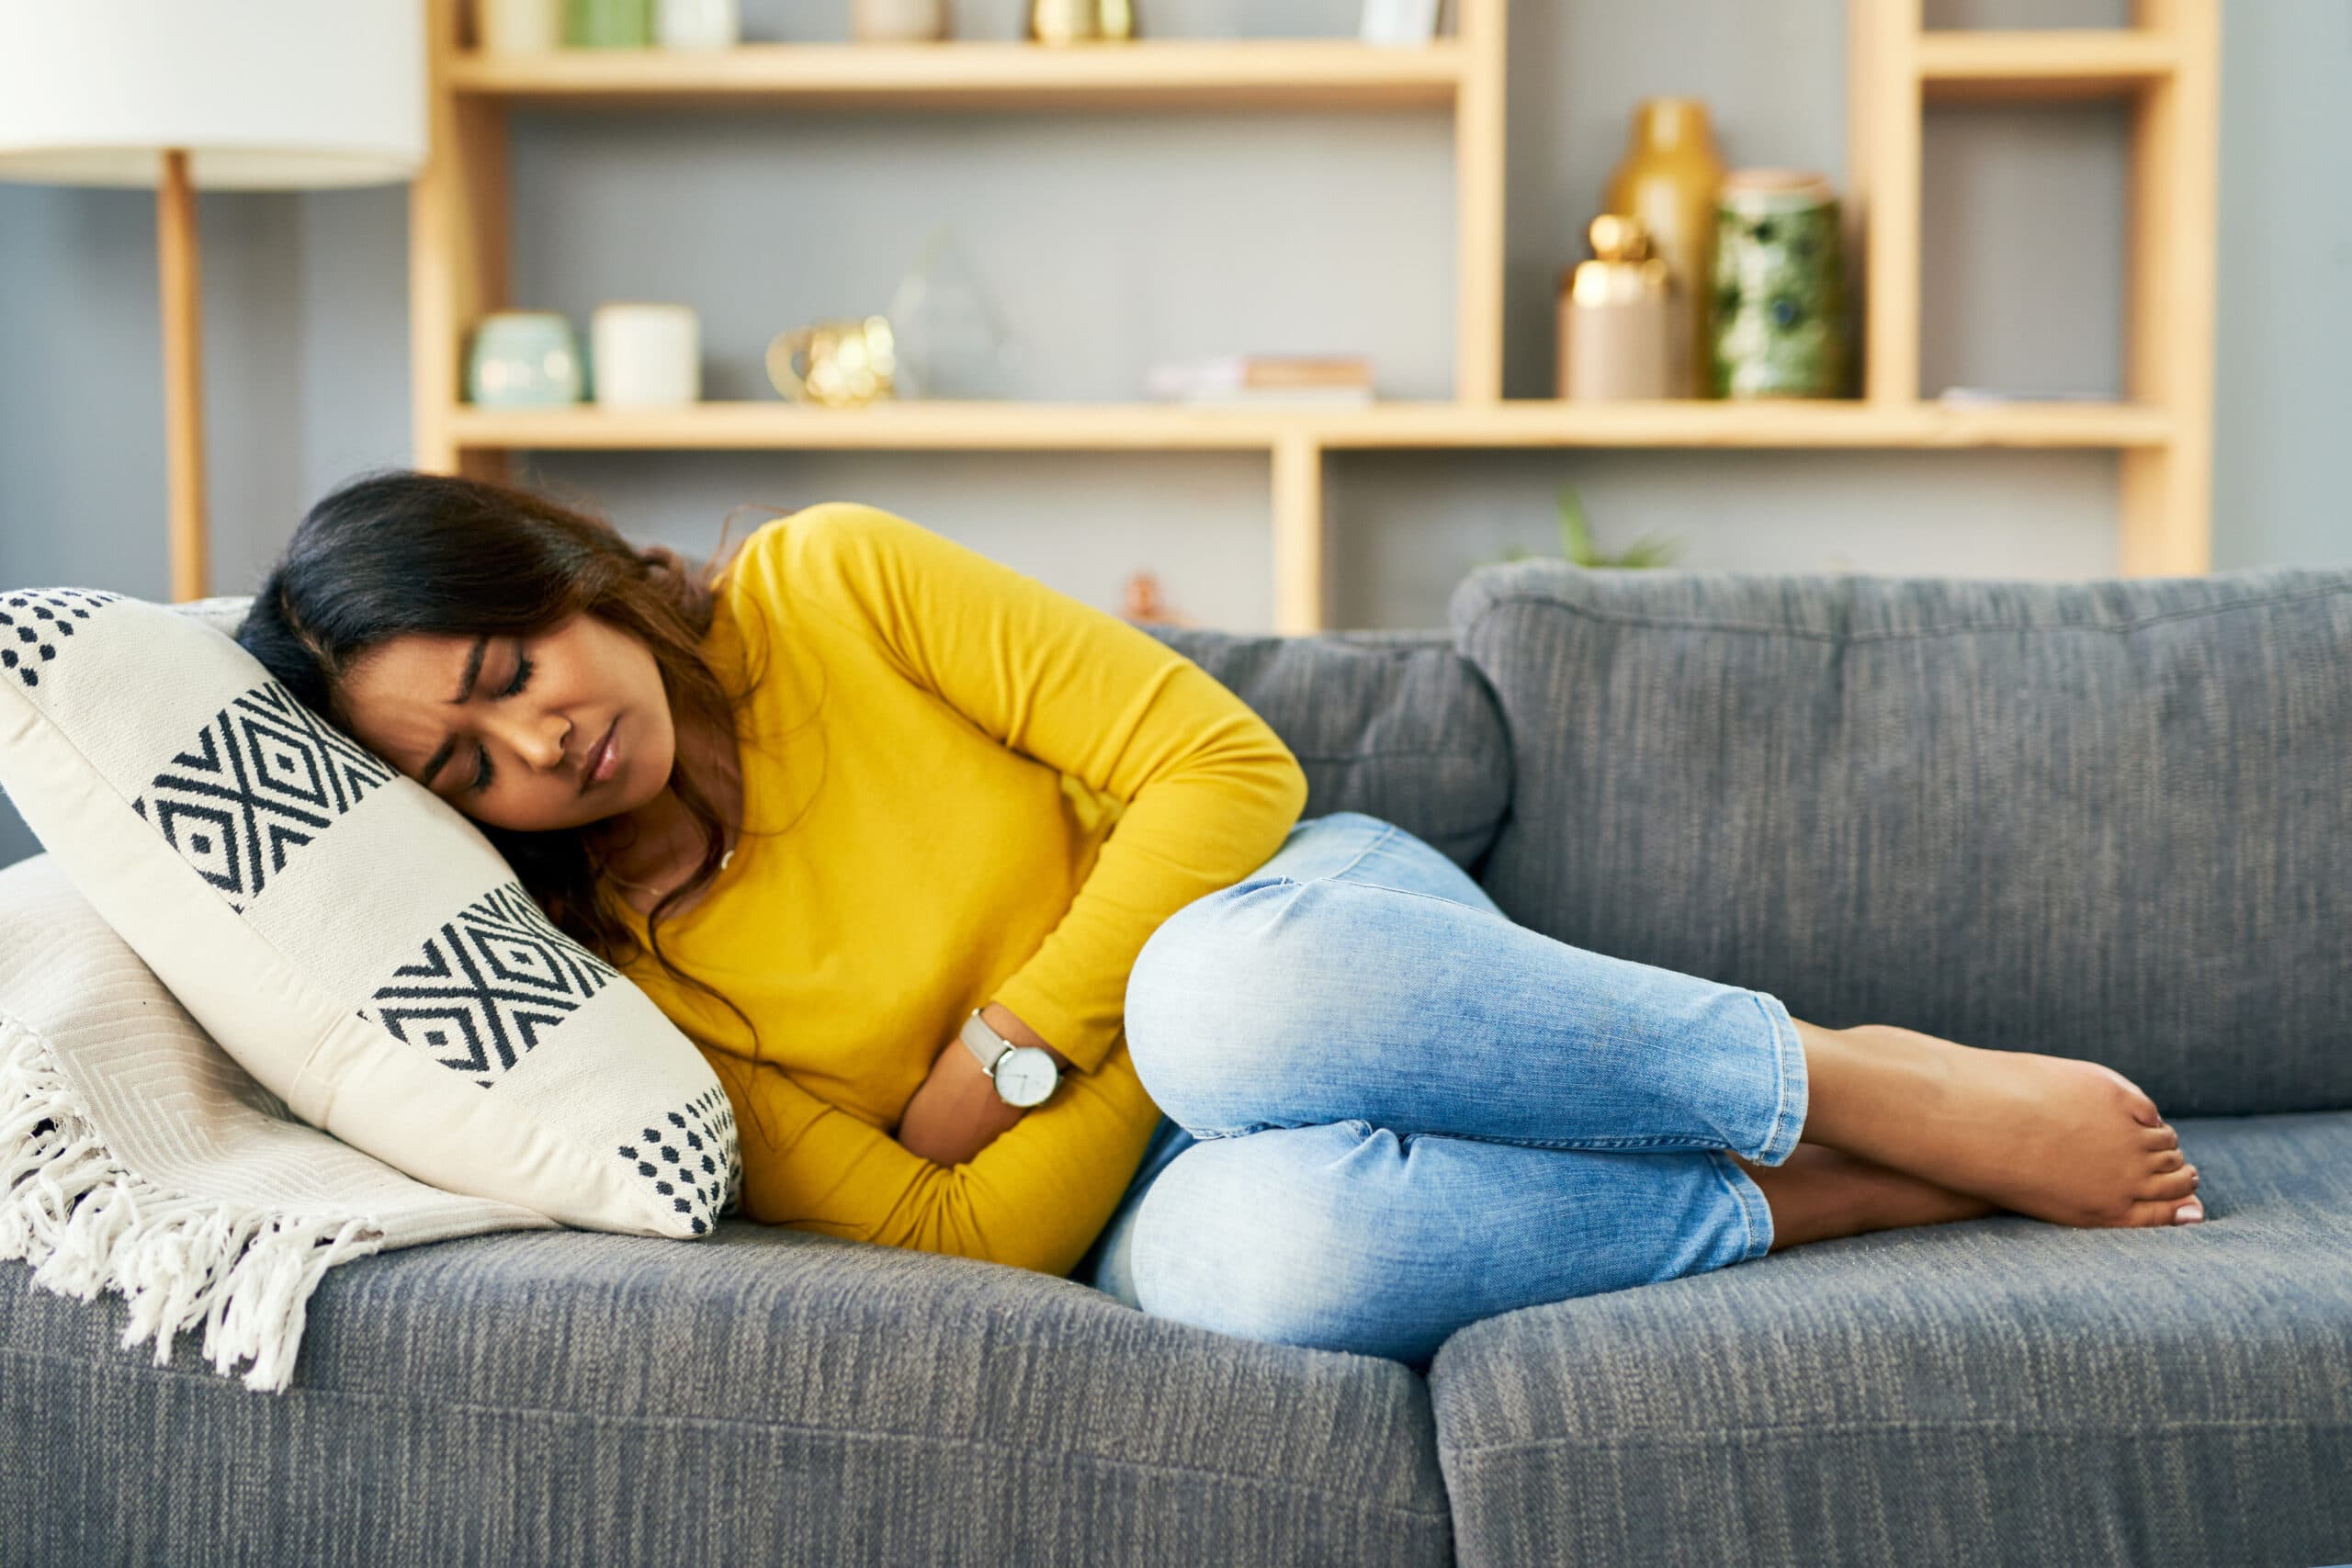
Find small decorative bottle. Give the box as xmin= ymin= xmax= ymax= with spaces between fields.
xmin=1602 ymin=98 xmax=1725 ymax=398
xmin=1556 ymin=215 xmax=1674 ymax=401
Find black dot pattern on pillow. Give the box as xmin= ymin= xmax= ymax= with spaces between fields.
xmin=359 ymin=881 xmax=619 ymax=1084
xmin=0 ymin=589 xmax=116 ymax=687
xmin=616 ymin=1083 xmax=742 ymax=1234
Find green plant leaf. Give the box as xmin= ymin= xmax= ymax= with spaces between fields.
xmin=1555 ymin=485 xmax=1597 ymax=566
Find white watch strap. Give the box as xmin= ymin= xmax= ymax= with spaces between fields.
xmin=959 ymin=1009 xmax=1009 ymax=1077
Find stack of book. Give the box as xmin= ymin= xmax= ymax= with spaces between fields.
xmin=1144 ymin=355 xmax=1375 ymax=407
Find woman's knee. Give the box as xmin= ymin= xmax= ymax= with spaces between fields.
xmin=1124 ymin=880 xmax=1303 ymax=1097
xmin=1126 ymin=1127 xmax=1383 ymax=1349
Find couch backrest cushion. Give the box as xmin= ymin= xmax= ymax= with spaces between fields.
xmin=0 ymin=587 xmax=742 ymax=1235
xmin=1451 ymin=561 xmax=2352 ymax=1115
xmin=1144 ymin=626 xmax=1510 ymax=873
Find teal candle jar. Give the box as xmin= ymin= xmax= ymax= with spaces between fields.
xmin=567 ymin=0 xmax=653 ymax=45
xmin=466 ymin=312 xmax=585 ymax=407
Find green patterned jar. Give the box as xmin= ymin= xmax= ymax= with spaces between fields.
xmin=568 ymin=0 xmax=652 ymax=46
xmin=1710 ymin=169 xmax=1849 ymax=399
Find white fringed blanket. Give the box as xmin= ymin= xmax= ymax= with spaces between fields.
xmin=0 ymin=852 xmax=558 ymax=1393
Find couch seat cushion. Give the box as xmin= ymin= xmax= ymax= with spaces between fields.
xmin=1428 ymin=1110 xmax=2352 ymax=1568
xmin=3 ymin=1221 xmax=1453 ymax=1565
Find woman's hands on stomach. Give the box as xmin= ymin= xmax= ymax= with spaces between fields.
xmin=893 ymin=1004 xmax=1075 ymax=1167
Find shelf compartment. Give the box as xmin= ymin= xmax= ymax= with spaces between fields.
xmin=1917 ymin=30 xmax=2178 ymax=102
xmin=446 ymin=39 xmax=1467 ymax=112
xmin=443 ymin=399 xmax=2174 ymax=452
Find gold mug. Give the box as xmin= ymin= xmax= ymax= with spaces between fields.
xmin=766 ymin=315 xmax=898 ymax=406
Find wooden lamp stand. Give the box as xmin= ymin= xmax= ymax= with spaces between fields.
xmin=158 ymin=148 xmax=209 ymax=604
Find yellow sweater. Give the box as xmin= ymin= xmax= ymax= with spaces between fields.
xmin=610 ymin=502 xmax=1309 ymax=1277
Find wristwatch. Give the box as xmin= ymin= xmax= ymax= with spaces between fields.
xmin=960 ymin=1008 xmax=1061 ymax=1108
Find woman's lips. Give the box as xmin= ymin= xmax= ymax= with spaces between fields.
xmin=583 ymin=717 xmax=620 ymax=791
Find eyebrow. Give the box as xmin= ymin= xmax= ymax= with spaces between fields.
xmin=418 ymin=635 xmax=491 ymax=789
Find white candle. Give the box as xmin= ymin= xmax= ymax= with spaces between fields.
xmin=658 ymin=0 xmax=740 ymax=50
xmin=481 ymin=0 xmax=562 ymax=52
xmin=590 ymin=303 xmax=701 ymax=409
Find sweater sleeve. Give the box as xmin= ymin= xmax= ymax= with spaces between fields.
xmin=704 ymin=1032 xmax=1167 ymax=1278
xmin=774 ymin=501 xmax=1312 ymax=1075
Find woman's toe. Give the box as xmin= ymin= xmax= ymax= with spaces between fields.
xmin=2124 ymin=1194 xmax=2204 ymax=1227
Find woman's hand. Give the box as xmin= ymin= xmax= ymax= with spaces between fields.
xmin=894 ymin=1004 xmax=1074 ymax=1168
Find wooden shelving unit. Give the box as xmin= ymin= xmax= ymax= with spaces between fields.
xmin=446 ymin=398 xmax=2175 ymax=452
xmin=412 ymin=0 xmax=2218 ymax=633
xmin=445 ymin=37 xmax=1471 ymax=110
xmin=1853 ymin=0 xmax=2218 ymax=585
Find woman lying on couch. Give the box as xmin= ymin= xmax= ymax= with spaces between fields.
xmin=233 ymin=468 xmax=2205 ymax=1371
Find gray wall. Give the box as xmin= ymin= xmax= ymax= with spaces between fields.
xmin=4 ymin=0 xmax=2346 ymax=868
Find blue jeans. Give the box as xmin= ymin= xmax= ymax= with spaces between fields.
xmin=1069 ymin=809 xmax=1811 ymax=1370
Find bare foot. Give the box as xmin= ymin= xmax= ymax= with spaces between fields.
xmin=1792 ymin=1021 xmax=2205 ymax=1229
xmin=1730 ymin=1145 xmax=1998 ymax=1250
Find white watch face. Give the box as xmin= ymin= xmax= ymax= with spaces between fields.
xmin=995 ymin=1047 xmax=1058 ymax=1107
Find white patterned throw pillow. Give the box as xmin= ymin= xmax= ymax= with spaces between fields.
xmin=0 ymin=587 xmax=741 ymax=1237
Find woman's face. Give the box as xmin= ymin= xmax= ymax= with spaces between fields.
xmin=337 ymin=610 xmax=674 ymax=833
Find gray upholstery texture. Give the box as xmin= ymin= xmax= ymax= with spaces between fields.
xmin=1143 ymin=623 xmax=1510 ymax=873
xmin=0 ymin=1224 xmax=1449 ymax=1567
xmin=1451 ymin=561 xmax=2352 ymax=1116
xmin=1428 ymin=1111 xmax=2352 ymax=1568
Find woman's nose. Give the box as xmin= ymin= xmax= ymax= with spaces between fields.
xmin=503 ymin=713 xmax=571 ymax=772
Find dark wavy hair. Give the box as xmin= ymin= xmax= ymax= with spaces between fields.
xmin=236 ymin=468 xmax=791 ymax=1139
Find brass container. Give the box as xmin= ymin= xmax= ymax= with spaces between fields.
xmin=766 ymin=316 xmax=899 ymax=407
xmin=1556 ymin=214 xmax=1674 ymax=400
xmin=1029 ymin=0 xmax=1135 ymax=44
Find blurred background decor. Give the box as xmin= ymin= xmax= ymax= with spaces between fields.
xmin=591 ymin=301 xmax=702 ymax=407
xmin=568 ymin=0 xmax=653 ymax=47
xmin=467 ymin=310 xmax=586 ymax=406
xmin=1362 ymin=0 xmax=1445 ymax=48
xmin=656 ymin=0 xmax=741 ymax=49
xmin=766 ymin=315 xmax=899 ymax=406
xmin=1482 ymin=485 xmax=1682 ymax=572
xmin=1601 ymin=97 xmax=1724 ymax=399
xmin=1147 ymin=354 xmax=1375 ymax=407
xmin=0 ymin=0 xmax=425 ymax=604
xmin=1030 ymin=0 xmax=1136 ymax=46
xmin=481 ymin=0 xmax=563 ymax=52
xmin=1711 ymin=168 xmax=1850 ymax=400
xmin=885 ymin=222 xmax=1023 ymax=400
xmin=1555 ymin=214 xmax=1674 ymax=401
xmin=854 ymin=0 xmax=951 ymax=44
xmin=13 ymin=0 xmax=2335 ymax=664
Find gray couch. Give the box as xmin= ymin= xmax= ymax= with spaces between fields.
xmin=5 ymin=557 xmax=2347 ymax=1566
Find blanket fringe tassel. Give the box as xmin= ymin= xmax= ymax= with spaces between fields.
xmin=0 ymin=1020 xmax=384 ymax=1393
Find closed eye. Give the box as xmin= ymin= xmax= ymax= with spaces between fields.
xmin=469 ymin=650 xmax=536 ymax=794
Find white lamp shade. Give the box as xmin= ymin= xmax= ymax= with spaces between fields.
xmin=0 ymin=0 xmax=426 ymax=189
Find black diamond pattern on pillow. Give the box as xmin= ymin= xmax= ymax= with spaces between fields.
xmin=360 ymin=882 xmax=619 ymax=1085
xmin=616 ymin=1083 xmax=742 ymax=1234
xmin=0 ymin=589 xmax=119 ymax=688
xmin=131 ymin=682 xmax=397 ymax=911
